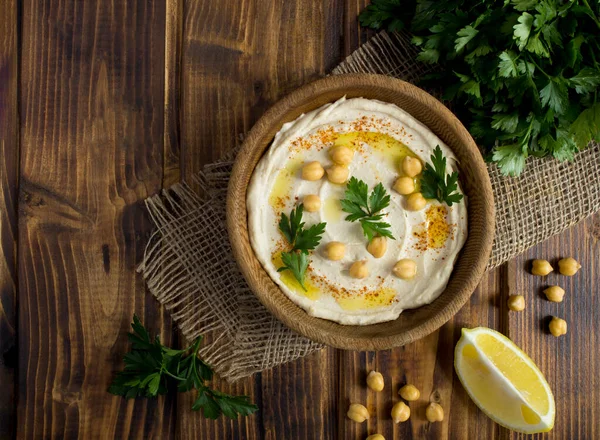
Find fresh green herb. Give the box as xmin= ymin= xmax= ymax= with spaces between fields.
xmin=277 ymin=250 xmax=310 ymax=289
xmin=360 ymin=0 xmax=600 ymax=175
xmin=420 ymin=146 xmax=464 ymax=206
xmin=109 ymin=315 xmax=258 ymax=419
xmin=340 ymin=177 xmax=396 ymax=241
xmin=277 ymin=204 xmax=326 ymax=289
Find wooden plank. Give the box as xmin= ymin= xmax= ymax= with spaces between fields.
xmin=175 ymin=0 xmax=352 ymax=437
xmin=507 ymin=215 xmax=600 ymax=440
xmin=18 ymin=1 xmax=176 ymax=438
xmin=337 ymin=270 xmax=507 ymax=440
xmin=0 ymin=2 xmax=18 ymax=438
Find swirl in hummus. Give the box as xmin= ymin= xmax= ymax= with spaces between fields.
xmin=247 ymin=97 xmax=467 ymax=325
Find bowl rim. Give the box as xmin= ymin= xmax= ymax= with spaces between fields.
xmin=227 ymin=73 xmax=495 ymax=350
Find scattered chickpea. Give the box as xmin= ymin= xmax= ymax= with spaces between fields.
xmin=393 ymin=176 xmax=415 ymax=195
xmin=393 ymin=259 xmax=417 ymax=280
xmin=531 ymin=259 xmax=553 ymax=276
xmin=402 ymin=156 xmax=423 ymax=177
xmin=324 ymin=242 xmax=345 ymax=261
xmin=366 ymin=435 xmax=385 ymax=440
xmin=507 ymin=295 xmax=525 ymax=312
xmin=425 ymin=402 xmax=444 ymax=422
xmin=349 ymin=261 xmax=369 ymax=279
xmin=406 ymin=192 xmax=427 ymax=211
xmin=367 ymin=236 xmax=387 ymax=258
xmin=326 ymin=164 xmax=350 ymax=184
xmin=558 ymin=257 xmax=581 ymax=276
xmin=347 ymin=403 xmax=369 ymax=423
xmin=549 ymin=317 xmax=567 ymax=337
xmin=302 ymin=161 xmax=324 ymax=181
xmin=329 ymin=145 xmax=354 ymax=165
xmin=544 ymin=286 xmax=565 ymax=303
xmin=391 ymin=401 xmax=410 ymax=423
xmin=366 ymin=371 xmax=385 ymax=392
xmin=303 ymin=194 xmax=321 ymax=212
xmin=399 ymin=384 xmax=420 ymax=401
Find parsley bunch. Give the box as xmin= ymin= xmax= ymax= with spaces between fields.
xmin=340 ymin=177 xmax=396 ymax=240
xmin=278 ymin=204 xmax=326 ymax=289
xmin=109 ymin=315 xmax=258 ymax=419
xmin=360 ymin=0 xmax=600 ymax=175
xmin=421 ymin=146 xmax=464 ymax=206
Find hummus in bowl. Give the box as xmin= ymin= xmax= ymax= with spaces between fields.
xmin=227 ymin=74 xmax=494 ymax=350
xmin=247 ymin=97 xmax=467 ymax=325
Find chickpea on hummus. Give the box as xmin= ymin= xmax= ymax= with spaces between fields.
xmin=247 ymin=97 xmax=467 ymax=325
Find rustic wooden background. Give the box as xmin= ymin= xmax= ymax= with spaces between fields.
xmin=1 ymin=1 xmax=599 ymax=439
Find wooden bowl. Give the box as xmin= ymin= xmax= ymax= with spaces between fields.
xmin=227 ymin=74 xmax=495 ymax=351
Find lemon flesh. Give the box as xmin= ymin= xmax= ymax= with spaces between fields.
xmin=454 ymin=327 xmax=555 ymax=434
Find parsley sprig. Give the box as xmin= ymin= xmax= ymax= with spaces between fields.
xmin=360 ymin=0 xmax=600 ymax=176
xmin=420 ymin=146 xmax=464 ymax=206
xmin=109 ymin=315 xmax=258 ymax=419
xmin=340 ymin=177 xmax=396 ymax=241
xmin=277 ymin=204 xmax=326 ymax=290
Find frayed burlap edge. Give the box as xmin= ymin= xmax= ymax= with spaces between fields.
xmin=139 ymin=31 xmax=600 ymax=381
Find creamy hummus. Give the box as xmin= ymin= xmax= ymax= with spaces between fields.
xmin=247 ymin=97 xmax=467 ymax=325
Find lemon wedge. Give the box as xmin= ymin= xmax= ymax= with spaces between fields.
xmin=454 ymin=327 xmax=555 ymax=434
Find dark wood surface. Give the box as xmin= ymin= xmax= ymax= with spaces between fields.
xmin=1 ymin=1 xmax=598 ymax=439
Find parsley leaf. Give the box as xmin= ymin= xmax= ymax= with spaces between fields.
xmin=540 ymin=77 xmax=569 ymax=115
xmin=109 ymin=315 xmax=258 ymax=419
xmin=277 ymin=251 xmax=309 ymax=290
xmin=295 ymin=222 xmax=327 ymax=253
xmin=492 ymin=144 xmax=527 ymax=177
xmin=420 ymin=146 xmax=464 ymax=205
xmin=568 ymin=67 xmax=600 ymax=94
xmin=278 ymin=204 xmax=304 ymax=245
xmin=513 ymin=12 xmax=534 ymax=50
xmin=455 ymin=25 xmax=479 ymax=53
xmin=340 ymin=177 xmax=395 ymax=241
xmin=277 ymin=204 xmax=326 ymax=289
xmin=570 ymin=103 xmax=600 ymax=148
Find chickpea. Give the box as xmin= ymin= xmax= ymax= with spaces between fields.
xmin=393 ymin=176 xmax=415 ymax=195
xmin=367 ymin=236 xmax=387 ymax=258
xmin=366 ymin=370 xmax=384 ymax=392
xmin=303 ymin=194 xmax=321 ymax=212
xmin=324 ymin=241 xmax=345 ymax=261
xmin=507 ymin=295 xmax=525 ymax=312
xmin=329 ymin=145 xmax=354 ymax=165
xmin=544 ymin=286 xmax=565 ymax=303
xmin=349 ymin=261 xmax=369 ymax=279
xmin=366 ymin=435 xmax=385 ymax=440
xmin=406 ymin=192 xmax=427 ymax=211
xmin=549 ymin=317 xmax=567 ymax=337
xmin=302 ymin=161 xmax=324 ymax=181
xmin=402 ymin=156 xmax=423 ymax=177
xmin=558 ymin=257 xmax=581 ymax=276
xmin=399 ymin=384 xmax=420 ymax=401
xmin=347 ymin=403 xmax=369 ymax=423
xmin=393 ymin=259 xmax=417 ymax=280
xmin=391 ymin=401 xmax=410 ymax=423
xmin=531 ymin=259 xmax=553 ymax=276
xmin=326 ymin=164 xmax=350 ymax=184
xmin=425 ymin=402 xmax=444 ymax=423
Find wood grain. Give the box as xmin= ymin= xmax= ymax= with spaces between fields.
xmin=6 ymin=1 xmax=600 ymax=438
xmin=176 ymin=0 xmax=351 ymax=437
xmin=0 ymin=1 xmax=18 ymax=438
xmin=227 ymin=74 xmax=495 ymax=351
xmin=18 ymin=1 xmax=176 ymax=438
xmin=506 ymin=213 xmax=600 ymax=440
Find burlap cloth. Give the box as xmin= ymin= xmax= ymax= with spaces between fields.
xmin=139 ymin=31 xmax=600 ymax=381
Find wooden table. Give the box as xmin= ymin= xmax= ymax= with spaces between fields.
xmin=1 ymin=1 xmax=598 ymax=439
